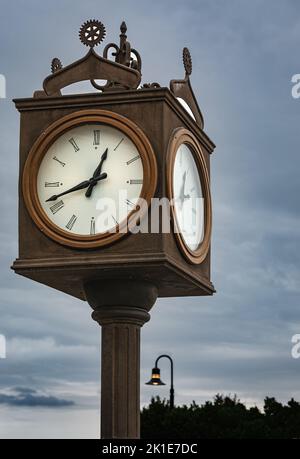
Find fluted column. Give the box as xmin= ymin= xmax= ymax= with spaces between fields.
xmin=84 ymin=279 xmax=158 ymax=439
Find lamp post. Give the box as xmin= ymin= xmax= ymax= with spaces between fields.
xmin=146 ymin=354 xmax=174 ymax=408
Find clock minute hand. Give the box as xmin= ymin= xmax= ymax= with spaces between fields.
xmin=85 ymin=148 xmax=108 ymax=198
xmin=46 ymin=172 xmax=107 ymax=202
xmin=179 ymin=171 xmax=187 ymax=202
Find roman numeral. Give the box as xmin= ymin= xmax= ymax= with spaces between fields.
xmin=93 ymin=130 xmax=100 ymax=146
xmin=126 ymin=155 xmax=140 ymax=165
xmin=90 ymin=217 xmax=96 ymax=235
xmin=45 ymin=181 xmax=60 ymax=187
xmin=114 ymin=138 xmax=124 ymax=151
xmin=65 ymin=214 xmax=77 ymax=230
xmin=125 ymin=199 xmax=135 ymax=208
xmin=129 ymin=179 xmax=143 ymax=185
xmin=111 ymin=215 xmax=119 ymax=226
xmin=69 ymin=138 xmax=80 ymax=152
xmin=49 ymin=200 xmax=64 ymax=214
xmin=53 ymin=156 xmax=66 ymax=167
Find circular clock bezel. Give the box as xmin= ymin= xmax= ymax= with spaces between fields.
xmin=166 ymin=127 xmax=212 ymax=264
xmin=22 ymin=109 xmax=157 ymax=249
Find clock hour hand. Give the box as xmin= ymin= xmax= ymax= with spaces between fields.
xmin=179 ymin=171 xmax=190 ymax=202
xmin=85 ymin=148 xmax=108 ymax=198
xmin=46 ymin=172 xmax=107 ymax=202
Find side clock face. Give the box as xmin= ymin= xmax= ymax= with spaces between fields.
xmin=23 ymin=110 xmax=157 ymax=248
xmin=167 ymin=128 xmax=212 ymax=264
xmin=173 ymin=143 xmax=204 ymax=251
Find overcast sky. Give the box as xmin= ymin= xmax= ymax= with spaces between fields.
xmin=1 ymin=0 xmax=300 ymax=438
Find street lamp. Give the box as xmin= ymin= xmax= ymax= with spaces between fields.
xmin=146 ymin=354 xmax=174 ymax=408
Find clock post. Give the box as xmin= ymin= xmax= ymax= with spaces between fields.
xmin=12 ymin=19 xmax=216 ymax=439
xmin=85 ymin=279 xmax=157 ymax=438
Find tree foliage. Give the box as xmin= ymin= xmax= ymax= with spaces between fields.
xmin=141 ymin=395 xmax=300 ymax=439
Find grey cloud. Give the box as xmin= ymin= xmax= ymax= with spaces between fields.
xmin=0 ymin=387 xmax=74 ymax=407
xmin=13 ymin=387 xmax=36 ymax=395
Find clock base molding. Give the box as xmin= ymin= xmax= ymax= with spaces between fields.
xmin=12 ymin=253 xmax=215 ymax=300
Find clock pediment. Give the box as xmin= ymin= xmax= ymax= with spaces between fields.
xmin=170 ymin=48 xmax=204 ymax=129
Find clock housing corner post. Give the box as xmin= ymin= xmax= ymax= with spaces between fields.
xmin=84 ymin=279 xmax=158 ymax=439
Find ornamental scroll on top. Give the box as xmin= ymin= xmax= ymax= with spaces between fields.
xmin=41 ymin=19 xmax=142 ymax=96
xmin=37 ymin=19 xmax=204 ymax=127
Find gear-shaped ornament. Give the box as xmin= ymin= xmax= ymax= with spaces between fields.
xmin=79 ymin=19 xmax=106 ymax=48
xmin=183 ymin=47 xmax=192 ymax=76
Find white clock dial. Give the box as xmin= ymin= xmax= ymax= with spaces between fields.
xmin=37 ymin=123 xmax=144 ymax=235
xmin=173 ymin=143 xmax=204 ymax=251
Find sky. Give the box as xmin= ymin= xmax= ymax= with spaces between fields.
xmin=0 ymin=0 xmax=300 ymax=438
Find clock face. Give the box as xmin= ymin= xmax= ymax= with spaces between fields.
xmin=173 ymin=143 xmax=204 ymax=251
xmin=167 ymin=128 xmax=212 ymax=264
xmin=37 ymin=123 xmax=144 ymax=236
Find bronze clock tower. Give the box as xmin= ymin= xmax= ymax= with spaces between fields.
xmin=12 ymin=19 xmax=215 ymax=439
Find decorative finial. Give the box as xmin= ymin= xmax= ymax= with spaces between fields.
xmin=169 ymin=47 xmax=204 ymax=127
xmin=102 ymin=20 xmax=142 ymax=73
xmin=120 ymin=21 xmax=127 ymax=35
xmin=79 ymin=19 xmax=106 ymax=48
xmin=183 ymin=47 xmax=192 ymax=76
xmin=51 ymin=58 xmax=63 ymax=74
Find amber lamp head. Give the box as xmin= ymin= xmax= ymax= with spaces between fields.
xmin=146 ymin=367 xmax=166 ymax=386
